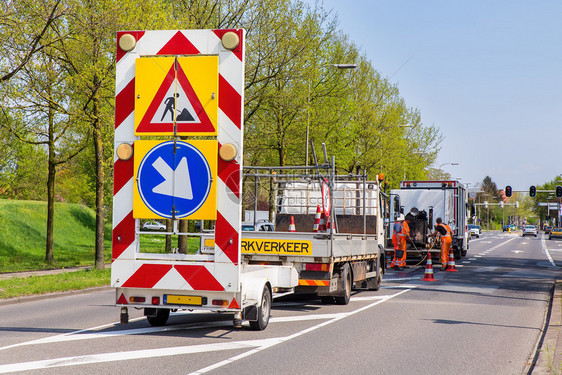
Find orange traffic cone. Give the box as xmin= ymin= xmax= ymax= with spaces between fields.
xmin=446 ymin=247 xmax=458 ymax=272
xmin=421 ymin=253 xmax=437 ymax=281
xmin=318 ymin=211 xmax=326 ymax=232
xmin=289 ymin=216 xmax=296 ymax=232
xmin=313 ymin=205 xmax=322 ymax=232
xmin=326 ymin=214 xmax=336 ymax=234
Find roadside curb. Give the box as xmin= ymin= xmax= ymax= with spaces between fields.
xmin=0 ymin=286 xmax=112 ymax=306
xmin=530 ymin=280 xmax=562 ymax=374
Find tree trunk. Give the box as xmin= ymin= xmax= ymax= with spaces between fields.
xmin=93 ymin=67 xmax=105 ymax=270
xmin=165 ymin=219 xmax=172 ymax=252
xmin=178 ymin=220 xmax=188 ymax=254
xmin=45 ymin=110 xmax=56 ymax=263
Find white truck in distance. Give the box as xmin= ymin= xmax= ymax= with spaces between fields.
xmin=389 ymin=180 xmax=469 ymax=261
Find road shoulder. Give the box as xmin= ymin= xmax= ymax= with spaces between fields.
xmin=531 ymin=280 xmax=562 ymax=374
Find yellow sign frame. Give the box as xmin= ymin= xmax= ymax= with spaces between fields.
xmin=133 ymin=140 xmax=217 ymax=220
xmin=134 ymin=56 xmax=218 ymax=136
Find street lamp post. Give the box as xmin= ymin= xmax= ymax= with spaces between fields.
xmin=305 ymin=63 xmax=357 ymax=167
xmin=439 ymin=162 xmax=459 ymax=169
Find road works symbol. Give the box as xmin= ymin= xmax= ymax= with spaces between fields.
xmin=137 ymin=141 xmax=212 ymax=219
xmin=135 ymin=56 xmax=218 ymax=135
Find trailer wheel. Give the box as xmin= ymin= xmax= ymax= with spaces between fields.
xmin=147 ymin=308 xmax=170 ymax=327
xmin=335 ymin=263 xmax=351 ymax=305
xmin=366 ymin=261 xmax=383 ymax=291
xmin=250 ymin=285 xmax=271 ymax=331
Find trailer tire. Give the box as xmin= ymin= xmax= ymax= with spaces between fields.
xmin=250 ymin=285 xmax=271 ymax=331
xmin=147 ymin=308 xmax=170 ymax=327
xmin=335 ymin=263 xmax=351 ymax=305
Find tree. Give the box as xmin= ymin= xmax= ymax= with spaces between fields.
xmin=0 ymin=0 xmax=66 ymax=82
xmin=1 ymin=33 xmax=88 ymax=263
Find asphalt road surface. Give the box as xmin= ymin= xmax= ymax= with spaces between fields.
xmin=0 ymin=231 xmax=560 ymax=374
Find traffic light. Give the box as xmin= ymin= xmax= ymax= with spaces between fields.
xmin=556 ymin=186 xmax=562 ymax=198
xmin=505 ymin=185 xmax=512 ymax=197
xmin=530 ymin=185 xmax=536 ymax=197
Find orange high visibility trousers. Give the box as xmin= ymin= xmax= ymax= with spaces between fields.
xmin=441 ymin=236 xmax=452 ymax=266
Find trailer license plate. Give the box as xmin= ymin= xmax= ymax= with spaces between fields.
xmin=164 ymin=295 xmax=202 ymax=306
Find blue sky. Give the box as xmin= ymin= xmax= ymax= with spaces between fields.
xmin=318 ymin=0 xmax=562 ymax=191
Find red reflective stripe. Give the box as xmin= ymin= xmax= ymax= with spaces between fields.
xmin=157 ymin=31 xmax=200 ymax=55
xmin=175 ymin=265 xmax=224 ymax=291
xmin=215 ymin=212 xmax=239 ymax=264
xmin=122 ymin=264 xmax=173 ymax=288
xmin=218 ymin=75 xmax=242 ymax=129
xmin=112 ymin=211 xmax=135 ymax=261
xmin=113 ymin=148 xmax=134 ymax=195
xmin=115 ymin=78 xmax=135 ymax=128
xmin=217 ymin=148 xmax=240 ymax=199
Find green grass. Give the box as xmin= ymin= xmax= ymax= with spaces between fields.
xmin=138 ymin=233 xmax=200 ymax=254
xmin=0 ymin=200 xmax=112 ymax=272
xmin=0 ymin=268 xmax=110 ymax=299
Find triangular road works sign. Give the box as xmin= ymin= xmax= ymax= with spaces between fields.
xmin=135 ymin=56 xmax=218 ymax=136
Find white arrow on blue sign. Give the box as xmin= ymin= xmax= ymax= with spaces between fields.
xmin=137 ymin=141 xmax=211 ymax=218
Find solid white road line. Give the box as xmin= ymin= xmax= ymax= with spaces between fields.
xmin=0 ymin=289 xmax=413 ymax=374
xmin=541 ymin=235 xmax=556 ymax=267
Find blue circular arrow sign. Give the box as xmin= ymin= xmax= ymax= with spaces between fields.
xmin=137 ymin=141 xmax=211 ymax=218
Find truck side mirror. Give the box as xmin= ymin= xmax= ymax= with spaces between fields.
xmin=470 ymin=205 xmax=475 ymax=216
xmin=394 ymin=196 xmax=400 ymax=212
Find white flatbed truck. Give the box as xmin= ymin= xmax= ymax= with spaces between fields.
xmin=227 ymin=166 xmax=387 ymax=303
xmin=389 ymin=180 xmax=469 ymax=261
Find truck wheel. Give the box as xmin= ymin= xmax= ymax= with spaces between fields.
xmin=250 ymin=285 xmax=271 ymax=331
xmin=320 ymin=296 xmax=335 ymax=304
xmin=335 ymin=263 xmax=351 ymax=305
xmin=366 ymin=261 xmax=382 ymax=291
xmin=147 ymin=308 xmax=170 ymax=327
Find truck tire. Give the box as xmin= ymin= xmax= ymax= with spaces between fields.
xmin=335 ymin=263 xmax=351 ymax=305
xmin=147 ymin=308 xmax=170 ymax=327
xmin=250 ymin=285 xmax=271 ymax=331
xmin=321 ymin=296 xmax=335 ymax=304
xmin=366 ymin=261 xmax=382 ymax=291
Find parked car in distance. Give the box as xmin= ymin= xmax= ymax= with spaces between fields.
xmin=522 ymin=225 xmax=538 ymax=237
xmin=468 ymin=224 xmax=481 ymax=238
xmin=544 ymin=226 xmax=552 ymax=234
xmin=549 ymin=227 xmax=562 ymax=240
xmin=242 ymin=220 xmax=275 ymax=232
xmin=142 ymin=220 xmax=166 ymax=231
xmin=503 ymin=224 xmax=517 ymax=232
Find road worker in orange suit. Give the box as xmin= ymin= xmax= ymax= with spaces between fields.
xmin=430 ymin=217 xmax=452 ymax=270
xmin=391 ymin=214 xmax=410 ymax=270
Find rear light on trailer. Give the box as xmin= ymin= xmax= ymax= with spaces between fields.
xmin=212 ymin=299 xmax=229 ymax=307
xmin=305 ymin=263 xmax=329 ymax=272
xmin=151 ymin=297 xmax=160 ymax=305
xmin=129 ymin=296 xmax=146 ymax=303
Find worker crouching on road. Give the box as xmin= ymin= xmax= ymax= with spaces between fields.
xmin=391 ymin=214 xmax=411 ymax=270
xmin=430 ymin=217 xmax=452 ymax=270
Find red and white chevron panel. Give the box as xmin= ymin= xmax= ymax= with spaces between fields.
xmin=112 ymin=29 xmax=244 ymax=293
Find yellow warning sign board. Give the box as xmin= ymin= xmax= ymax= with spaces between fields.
xmin=241 ymin=239 xmax=312 ymax=255
xmin=134 ymin=56 xmax=218 ymax=136
xmin=133 ymin=139 xmax=217 ymax=220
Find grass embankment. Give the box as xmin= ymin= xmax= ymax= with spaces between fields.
xmin=0 ymin=200 xmax=113 ymax=298
xmin=0 ymin=200 xmax=112 ymax=272
xmin=0 ymin=200 xmax=202 ymax=299
xmin=0 ymin=268 xmax=110 ymax=300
